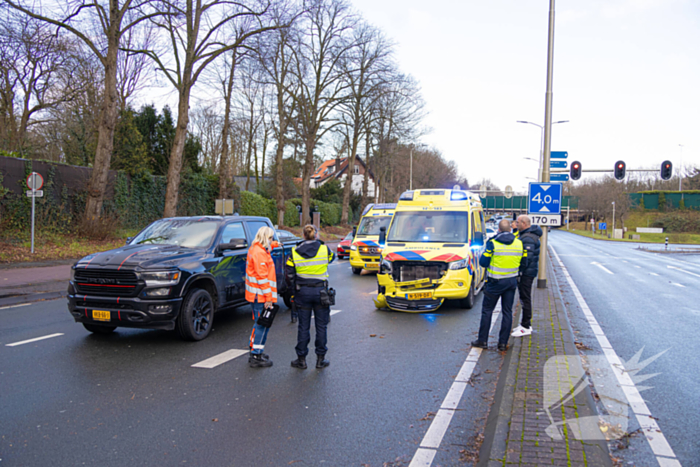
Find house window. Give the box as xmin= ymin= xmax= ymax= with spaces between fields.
xmin=354 ymin=165 xmax=359 ymax=174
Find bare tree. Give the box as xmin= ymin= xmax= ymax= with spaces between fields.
xmin=289 ymin=0 xmax=356 ymax=225
xmin=141 ymin=0 xmax=281 ymax=217
xmin=3 ymin=0 xmax=167 ymax=224
xmin=337 ymin=22 xmax=391 ymax=223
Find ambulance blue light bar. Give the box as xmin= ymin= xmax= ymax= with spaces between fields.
xmin=399 ymin=191 xmax=414 ymax=201
xmin=450 ymin=191 xmax=468 ymax=201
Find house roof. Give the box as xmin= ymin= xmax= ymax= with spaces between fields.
xmin=311 ymin=156 xmax=374 ymax=185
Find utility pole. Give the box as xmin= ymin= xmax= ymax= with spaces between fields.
xmin=409 ymin=147 xmax=413 ymax=191
xmin=537 ymin=0 xmax=557 ymax=289
xmin=612 ymin=201 xmax=616 ymax=238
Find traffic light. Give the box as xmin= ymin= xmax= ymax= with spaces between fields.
xmin=570 ymin=161 xmax=582 ymax=180
xmin=660 ymin=160 xmax=673 ymax=180
xmin=614 ymin=160 xmax=626 ymax=180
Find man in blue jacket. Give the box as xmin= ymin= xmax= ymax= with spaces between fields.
xmin=511 ymin=215 xmax=542 ymax=337
xmin=472 ymin=219 xmax=528 ymax=351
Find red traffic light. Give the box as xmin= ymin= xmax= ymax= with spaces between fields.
xmin=570 ymin=160 xmax=582 ymax=180
xmin=660 ymin=160 xmax=673 ymax=180
xmin=614 ymin=160 xmax=626 ymax=180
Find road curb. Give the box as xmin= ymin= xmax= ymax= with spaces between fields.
xmin=0 ymin=290 xmax=67 ymax=308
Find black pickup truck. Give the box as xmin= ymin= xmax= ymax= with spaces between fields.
xmin=67 ymin=216 xmax=295 ymax=341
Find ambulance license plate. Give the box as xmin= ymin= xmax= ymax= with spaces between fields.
xmin=407 ymin=292 xmax=432 ymax=300
xmin=92 ymin=310 xmax=110 ymax=321
xmin=365 ymin=263 xmax=379 ymax=269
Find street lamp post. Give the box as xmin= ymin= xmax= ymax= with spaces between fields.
xmin=517 ymin=120 xmax=569 ymax=182
xmin=612 ymin=201 xmax=615 ymax=238
xmin=679 ymin=144 xmax=684 ymax=191
xmin=410 ymin=147 xmax=413 ymax=191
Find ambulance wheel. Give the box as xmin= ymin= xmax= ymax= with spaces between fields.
xmin=83 ymin=323 xmax=116 ymax=334
xmin=352 ymin=267 xmax=362 ymax=275
xmin=177 ymin=288 xmax=214 ymax=341
xmin=459 ymin=280 xmax=476 ymax=309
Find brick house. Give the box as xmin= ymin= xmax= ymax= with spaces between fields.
xmin=310 ymin=156 xmax=376 ymax=197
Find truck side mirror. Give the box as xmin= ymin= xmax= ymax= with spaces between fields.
xmin=379 ymin=226 xmax=386 ymax=245
xmin=126 ymin=237 xmax=133 ymax=246
xmin=217 ymin=239 xmax=248 ymax=255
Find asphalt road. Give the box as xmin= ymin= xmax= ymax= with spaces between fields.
xmin=549 ymin=230 xmax=700 ymax=467
xmin=0 ymin=260 xmax=503 ymax=466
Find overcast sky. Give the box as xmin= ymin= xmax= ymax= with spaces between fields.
xmin=350 ymin=0 xmax=700 ymax=193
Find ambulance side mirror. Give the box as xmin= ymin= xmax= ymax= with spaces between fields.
xmin=352 ymin=226 xmax=357 ymax=237
xmin=379 ymin=226 xmax=386 ymax=245
xmin=472 ymin=231 xmax=484 ymax=247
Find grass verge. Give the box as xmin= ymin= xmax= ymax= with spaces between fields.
xmin=563 ymin=228 xmax=700 ymax=244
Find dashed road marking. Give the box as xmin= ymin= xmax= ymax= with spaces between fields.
xmin=667 ymin=265 xmax=700 ymax=278
xmin=330 ymin=309 xmax=342 ymax=316
xmin=650 ymin=272 xmax=659 ymax=276
xmin=6 ymin=333 xmax=64 ymax=347
xmin=0 ymin=303 xmax=32 ymax=311
xmin=551 ymin=246 xmax=679 ymax=466
xmin=191 ymin=349 xmax=248 ymax=369
xmin=670 ymin=283 xmax=685 ymax=288
xmin=409 ymin=305 xmax=501 ymax=466
xmin=591 ymin=262 xmax=614 ymax=275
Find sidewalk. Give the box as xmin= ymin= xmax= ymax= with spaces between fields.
xmin=0 ymin=263 xmax=72 ymax=306
xmin=478 ymin=259 xmax=611 ymax=466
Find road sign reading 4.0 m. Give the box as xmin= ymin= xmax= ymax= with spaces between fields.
xmin=528 ymin=183 xmax=562 ymax=215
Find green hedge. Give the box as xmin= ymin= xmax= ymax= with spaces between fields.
xmin=286 ymin=198 xmax=351 ymax=226
xmin=239 ymin=193 xmax=346 ymax=227
xmin=650 ymin=212 xmax=700 ymax=232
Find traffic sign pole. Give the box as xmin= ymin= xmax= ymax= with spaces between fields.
xmin=31 ymin=186 xmax=35 ymax=253
xmin=26 ymin=172 xmax=43 ymax=254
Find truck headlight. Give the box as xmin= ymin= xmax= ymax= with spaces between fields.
xmin=141 ymin=271 xmax=181 ymax=287
xmin=70 ymin=268 xmax=76 ymax=281
xmin=448 ymin=259 xmax=469 ymax=270
xmin=380 ymin=258 xmax=393 ymax=274
xmin=350 ymin=245 xmax=357 ymax=251
xmin=144 ymin=287 xmax=171 ymax=297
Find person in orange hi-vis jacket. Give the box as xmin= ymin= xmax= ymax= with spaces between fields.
xmin=245 ymin=225 xmax=279 ymax=368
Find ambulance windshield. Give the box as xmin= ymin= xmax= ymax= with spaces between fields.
xmin=357 ymin=215 xmax=392 ymax=236
xmin=388 ymin=211 xmax=469 ymax=243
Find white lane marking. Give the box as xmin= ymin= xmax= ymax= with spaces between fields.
xmin=551 ymin=246 xmax=679 ymax=465
xmin=409 ymin=305 xmax=501 ymax=466
xmin=330 ymin=309 xmax=342 ymax=316
xmin=650 ymin=272 xmax=659 ymax=276
xmin=591 ymin=262 xmax=614 ymax=275
xmin=191 ymin=349 xmax=248 ymax=369
xmin=6 ymin=333 xmax=64 ymax=347
xmin=667 ymin=265 xmax=700 ymax=278
xmin=671 ymin=283 xmax=685 ymax=288
xmin=634 ymin=266 xmax=642 ymax=269
xmin=0 ymin=303 xmax=31 ymax=311
xmin=623 ymin=260 xmax=628 ymax=263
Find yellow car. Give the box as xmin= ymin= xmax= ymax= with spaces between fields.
xmin=375 ymin=189 xmax=487 ymax=312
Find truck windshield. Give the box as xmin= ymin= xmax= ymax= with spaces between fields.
xmin=131 ymin=220 xmax=219 ymax=248
xmin=357 ymin=215 xmax=392 ymax=235
xmin=388 ymin=211 xmax=469 ymax=243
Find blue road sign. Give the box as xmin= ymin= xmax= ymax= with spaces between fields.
xmin=528 ymin=183 xmax=562 ymax=214
xmin=550 ymin=160 xmax=567 ymax=168
xmin=599 ymin=222 xmax=607 ymax=230
xmin=550 ymin=174 xmax=569 ymax=182
xmin=550 ymin=151 xmax=568 ymax=159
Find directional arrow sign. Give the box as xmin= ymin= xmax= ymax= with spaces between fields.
xmin=550 ymin=174 xmax=569 ymax=182
xmin=550 ymin=160 xmax=567 ymax=168
xmin=528 ymin=183 xmax=562 ymax=214
xmin=550 ymin=151 xmax=568 ymax=159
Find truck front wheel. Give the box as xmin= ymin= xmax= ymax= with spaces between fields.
xmin=352 ymin=267 xmax=362 ymax=275
xmin=177 ymin=288 xmax=214 ymax=341
xmin=459 ymin=279 xmax=476 ymax=310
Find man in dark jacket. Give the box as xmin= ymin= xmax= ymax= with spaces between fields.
xmin=472 ymin=219 xmax=528 ymax=351
xmin=285 ymin=225 xmax=335 ymax=369
xmin=511 ymin=215 xmax=542 ymax=337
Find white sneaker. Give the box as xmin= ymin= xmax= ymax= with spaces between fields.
xmin=511 ymin=325 xmax=524 ymax=335
xmin=511 ymin=326 xmax=532 ymax=337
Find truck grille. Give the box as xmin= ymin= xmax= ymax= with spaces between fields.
xmin=392 ymin=261 xmax=447 ymax=283
xmin=74 ymin=269 xmax=139 ymax=297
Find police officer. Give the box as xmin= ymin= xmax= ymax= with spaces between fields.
xmin=472 ymin=219 xmax=528 ymax=351
xmin=286 ymin=225 xmax=335 ymax=369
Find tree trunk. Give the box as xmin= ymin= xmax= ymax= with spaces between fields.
xmin=275 ymin=96 xmax=288 ymax=226
xmin=245 ymin=130 xmax=252 ymax=191
xmin=163 ymin=83 xmax=191 ymax=217
xmin=84 ymin=41 xmax=119 ymax=222
xmin=254 ymin=141 xmax=259 ymax=185
xmin=341 ymin=113 xmax=361 ymax=224
xmin=362 ymin=129 xmax=370 ymax=208
xmin=219 ymin=52 xmax=237 ymax=198
xmin=301 ymin=136 xmax=315 ymax=226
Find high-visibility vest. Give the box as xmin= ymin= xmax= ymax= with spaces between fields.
xmin=245 ymin=242 xmax=278 ymax=303
xmin=288 ymin=244 xmax=331 ymax=282
xmin=486 ymin=239 xmax=526 ymax=279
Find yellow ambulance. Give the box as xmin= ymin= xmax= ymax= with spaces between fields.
xmin=349 ymin=203 xmax=396 ymax=275
xmin=374 ymin=189 xmax=487 ymax=312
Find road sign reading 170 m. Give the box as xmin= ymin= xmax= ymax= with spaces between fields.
xmin=528 ymin=183 xmax=562 ymax=215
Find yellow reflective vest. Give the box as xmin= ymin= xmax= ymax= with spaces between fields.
xmin=484 ymin=238 xmax=527 ymax=279
xmin=286 ymin=244 xmax=333 ymax=284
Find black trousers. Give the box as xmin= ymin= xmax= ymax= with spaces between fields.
xmin=294 ymin=286 xmax=330 ymax=357
xmin=518 ymin=275 xmax=535 ymax=329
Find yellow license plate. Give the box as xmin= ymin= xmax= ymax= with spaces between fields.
xmin=365 ymin=263 xmax=379 ymax=269
xmin=407 ymin=292 xmax=432 ymax=300
xmin=92 ymin=310 xmax=111 ymax=321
